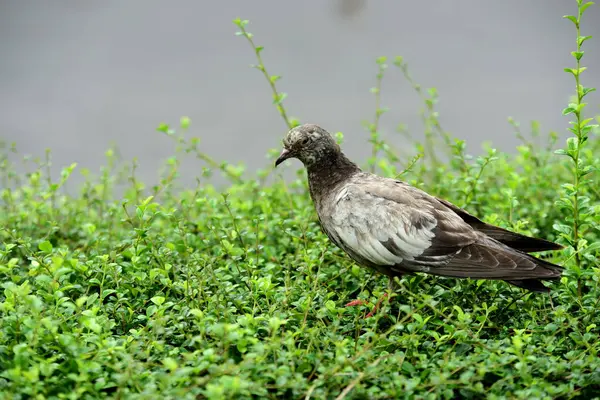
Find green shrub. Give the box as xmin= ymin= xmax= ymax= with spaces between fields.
xmin=1 ymin=1 xmax=599 ymax=399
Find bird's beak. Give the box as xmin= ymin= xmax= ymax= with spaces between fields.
xmin=275 ymin=148 xmax=291 ymax=167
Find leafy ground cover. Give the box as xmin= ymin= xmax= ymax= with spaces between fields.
xmin=1 ymin=1 xmax=599 ymax=398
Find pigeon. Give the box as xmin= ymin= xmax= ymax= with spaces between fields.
xmin=275 ymin=123 xmax=563 ymax=306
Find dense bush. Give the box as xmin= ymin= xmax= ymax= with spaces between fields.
xmin=1 ymin=1 xmax=599 ymax=398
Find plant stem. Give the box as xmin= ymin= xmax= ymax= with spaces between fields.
xmin=571 ymin=9 xmax=583 ymax=273
xmin=369 ymin=58 xmax=387 ymax=172
xmin=560 ymin=0 xmax=598 ymax=298
xmin=234 ymin=19 xmax=293 ymax=130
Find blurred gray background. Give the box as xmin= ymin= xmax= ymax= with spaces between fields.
xmin=1 ymin=0 xmax=599 ymax=187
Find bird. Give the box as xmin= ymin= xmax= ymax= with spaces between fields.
xmin=274 ymin=123 xmax=563 ymax=314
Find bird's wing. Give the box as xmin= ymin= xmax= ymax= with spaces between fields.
xmin=327 ymin=178 xmax=561 ymax=279
xmin=326 ymin=179 xmax=476 ymax=269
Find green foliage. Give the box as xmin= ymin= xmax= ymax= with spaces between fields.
xmin=1 ymin=2 xmax=599 ymax=399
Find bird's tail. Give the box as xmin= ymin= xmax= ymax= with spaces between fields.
xmin=504 ymin=277 xmax=560 ymax=292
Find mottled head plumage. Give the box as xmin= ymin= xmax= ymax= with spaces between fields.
xmin=275 ymin=123 xmax=339 ymax=167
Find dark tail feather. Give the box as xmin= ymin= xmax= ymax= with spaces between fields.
xmin=435 ymin=197 xmax=564 ymax=253
xmin=505 ymin=252 xmax=562 ymax=292
xmin=505 ymin=278 xmax=558 ymax=292
xmin=477 ymin=227 xmax=564 ymax=253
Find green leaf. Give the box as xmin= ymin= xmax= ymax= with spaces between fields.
xmin=554 ymin=149 xmax=570 ymax=157
xmin=563 ymin=15 xmax=578 ymax=25
xmin=156 ymin=123 xmax=169 ymax=133
xmin=325 ymin=300 xmax=336 ymax=312
xmin=580 ymin=117 xmax=594 ymax=126
xmin=585 ymin=242 xmax=600 ymax=253
xmin=578 ymin=36 xmax=592 ymax=47
xmin=582 ymin=87 xmax=596 ymax=97
xmin=151 ymin=296 xmax=165 ymax=306
xmin=581 ymin=2 xmax=595 ymax=14
xmin=273 ymin=92 xmax=287 ymax=105
xmin=572 ymin=51 xmax=584 ymax=60
xmin=83 ymin=317 xmax=102 ymax=333
xmin=141 ymin=195 xmax=154 ymax=207
xmin=564 ymin=68 xmax=578 ymax=77
xmin=401 ymin=362 xmax=416 ymax=374
xmin=553 ymin=223 xmax=573 ymax=236
xmin=162 ymin=357 xmax=178 ymax=371
xmin=39 ymin=241 xmax=53 ymax=253
xmin=180 ymin=116 xmax=191 ymax=129
xmin=376 ymin=56 xmax=387 ymax=64
xmin=146 ymin=305 xmax=157 ymax=317
xmin=567 ymin=137 xmax=578 ymax=152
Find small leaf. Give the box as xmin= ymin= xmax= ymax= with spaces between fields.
xmin=580 ymin=165 xmax=596 ymax=176
xmin=581 ymin=2 xmax=594 ymax=14
xmin=580 ymin=117 xmax=594 ymax=126
xmin=578 ymin=36 xmax=592 ymax=47
xmin=567 ymin=137 xmax=578 ymax=152
xmin=401 ymin=362 xmax=416 ymax=374
xmin=151 ymin=296 xmax=165 ymax=306
xmin=585 ymin=242 xmax=600 ymax=253
xmin=325 ymin=300 xmax=336 ymax=312
xmin=146 ymin=305 xmax=157 ymax=317
xmin=582 ymin=87 xmax=596 ymax=97
xmin=554 ymin=149 xmax=569 ymax=157
xmin=563 ymin=15 xmax=578 ymax=25
xmin=39 ymin=241 xmax=53 ymax=253
xmin=83 ymin=317 xmax=102 ymax=333
xmin=180 ymin=116 xmax=190 ymax=129
xmin=555 ymin=197 xmax=574 ymax=211
xmin=376 ymin=56 xmax=387 ymax=64
xmin=156 ymin=123 xmax=169 ymax=133
xmin=273 ymin=92 xmax=288 ymax=105
xmin=553 ymin=223 xmax=573 ymax=236
xmin=141 ymin=195 xmax=154 ymax=207
xmin=162 ymin=357 xmax=178 ymax=371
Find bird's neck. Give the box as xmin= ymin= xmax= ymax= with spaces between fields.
xmin=306 ymin=151 xmax=360 ymax=203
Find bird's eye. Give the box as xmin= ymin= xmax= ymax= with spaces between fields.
xmin=300 ymin=137 xmax=310 ymax=145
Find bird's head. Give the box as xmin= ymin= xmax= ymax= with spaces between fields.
xmin=275 ymin=124 xmax=339 ymax=168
